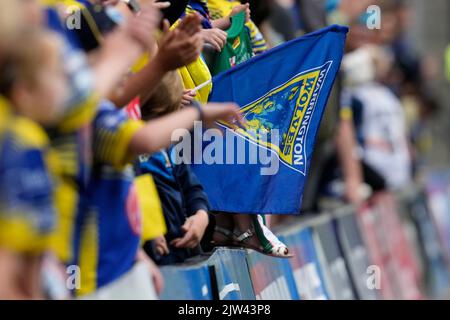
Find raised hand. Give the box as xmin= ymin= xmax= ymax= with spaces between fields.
xmin=154 ymin=13 xmax=204 ymax=72
xmin=123 ymin=3 xmax=161 ymax=51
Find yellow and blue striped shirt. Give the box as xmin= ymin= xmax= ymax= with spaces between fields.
xmin=0 ymin=98 xmax=56 ymax=255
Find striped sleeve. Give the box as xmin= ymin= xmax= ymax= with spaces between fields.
xmin=93 ymin=102 xmax=144 ymax=169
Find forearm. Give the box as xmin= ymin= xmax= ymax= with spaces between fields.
xmin=108 ymin=57 xmax=167 ymax=107
xmin=129 ymin=107 xmax=200 ymax=155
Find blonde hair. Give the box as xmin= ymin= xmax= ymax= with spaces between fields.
xmin=141 ymin=71 xmax=184 ymax=120
xmin=0 ymin=29 xmax=61 ymax=97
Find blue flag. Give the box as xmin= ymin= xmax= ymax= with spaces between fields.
xmin=191 ymin=25 xmax=348 ymax=215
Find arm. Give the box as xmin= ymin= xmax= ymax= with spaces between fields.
xmin=107 ymin=51 xmax=166 ymax=107
xmin=92 ymin=31 xmax=143 ymax=99
xmin=129 ymin=102 xmax=244 ymax=156
xmin=92 ymin=3 xmax=160 ymax=99
xmin=336 ymin=118 xmax=364 ymax=206
xmin=129 ymin=107 xmax=202 ymax=155
xmin=108 ymin=14 xmax=204 ymax=107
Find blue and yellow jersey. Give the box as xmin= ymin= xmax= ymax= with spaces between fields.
xmin=48 ymin=117 xmax=94 ymax=263
xmin=41 ymin=0 xmax=84 ymax=49
xmin=47 ymin=94 xmax=99 ymax=264
xmin=40 ymin=0 xmax=102 ymax=263
xmin=42 ymin=1 xmax=162 ymax=284
xmin=46 ymin=81 xmax=98 ymax=266
xmin=42 ymin=0 xmax=97 ymax=131
xmin=207 ymin=0 xmax=267 ymax=55
xmin=0 ymin=99 xmax=56 ymax=255
xmin=72 ymin=101 xmax=145 ymax=296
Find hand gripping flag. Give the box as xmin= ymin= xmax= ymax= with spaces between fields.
xmin=191 ymin=25 xmax=348 ymax=215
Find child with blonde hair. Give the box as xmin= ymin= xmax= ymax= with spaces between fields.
xmin=0 ymin=26 xmax=72 ymax=299
xmin=138 ymin=72 xmax=213 ymax=265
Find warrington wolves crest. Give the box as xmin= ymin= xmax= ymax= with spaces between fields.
xmin=221 ymin=61 xmax=333 ymax=175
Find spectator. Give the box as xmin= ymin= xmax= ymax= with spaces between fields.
xmin=49 ymin=3 xmax=244 ymax=298
xmin=0 ymin=26 xmax=65 ymax=299
xmin=340 ymin=45 xmax=412 ymax=192
xmin=139 ymin=72 xmax=213 ymax=265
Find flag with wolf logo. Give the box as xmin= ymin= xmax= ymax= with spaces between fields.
xmin=191 ymin=25 xmax=348 ymax=214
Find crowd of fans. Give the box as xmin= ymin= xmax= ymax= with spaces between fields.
xmin=0 ymin=0 xmax=440 ymax=299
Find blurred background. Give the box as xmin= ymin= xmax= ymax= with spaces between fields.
xmin=229 ymin=1 xmax=450 ymax=222
xmin=245 ymin=0 xmax=450 ymax=170
xmin=409 ymin=0 xmax=450 ymax=167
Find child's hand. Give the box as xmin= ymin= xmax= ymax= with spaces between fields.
xmin=229 ymin=3 xmax=251 ymax=22
xmin=171 ymin=210 xmax=209 ymax=249
xmin=155 ymin=14 xmax=204 ymax=72
xmin=154 ymin=236 xmax=170 ymax=256
xmin=201 ymin=102 xmax=246 ymax=130
xmin=200 ymin=28 xmax=227 ymax=51
xmin=181 ymin=90 xmax=197 ymax=107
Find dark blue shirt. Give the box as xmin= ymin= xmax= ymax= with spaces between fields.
xmin=138 ymin=148 xmax=210 ymax=265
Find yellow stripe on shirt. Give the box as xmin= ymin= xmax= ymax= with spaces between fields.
xmin=77 ymin=209 xmax=99 ymax=296
xmin=95 ymin=119 xmax=144 ymax=169
xmin=136 ymin=174 xmax=167 ymax=243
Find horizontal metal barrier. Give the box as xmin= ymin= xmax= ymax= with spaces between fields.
xmin=159 ymin=171 xmax=450 ymax=300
